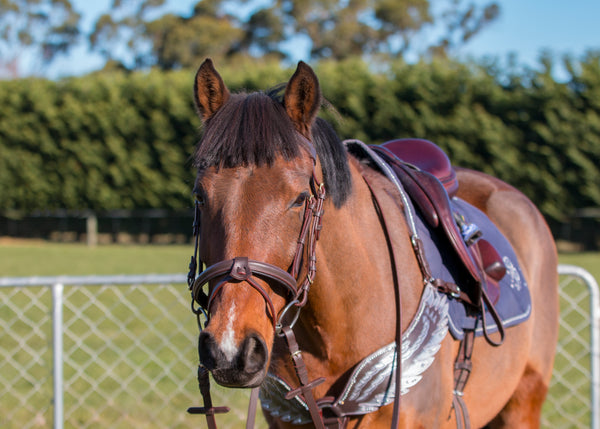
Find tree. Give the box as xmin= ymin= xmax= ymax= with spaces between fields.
xmin=274 ymin=0 xmax=430 ymax=60
xmin=146 ymin=2 xmax=245 ymax=69
xmin=427 ymin=0 xmax=500 ymax=57
xmin=90 ymin=0 xmax=248 ymax=69
xmin=0 ymin=0 xmax=80 ymax=78
xmin=89 ymin=0 xmax=500 ymax=70
xmin=273 ymin=0 xmax=499 ymax=60
xmin=89 ymin=0 xmax=166 ymax=70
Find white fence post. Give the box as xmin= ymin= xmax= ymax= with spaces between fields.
xmin=52 ymin=283 xmax=64 ymax=429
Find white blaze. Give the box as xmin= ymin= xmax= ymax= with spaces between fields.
xmin=220 ymin=302 xmax=238 ymax=362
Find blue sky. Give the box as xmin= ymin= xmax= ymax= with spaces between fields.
xmin=45 ymin=0 xmax=600 ymax=80
xmin=454 ymin=0 xmax=600 ymax=76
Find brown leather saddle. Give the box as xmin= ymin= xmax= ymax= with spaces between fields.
xmin=371 ymin=139 xmax=506 ymax=308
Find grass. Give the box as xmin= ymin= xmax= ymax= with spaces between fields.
xmin=558 ymin=252 xmax=600 ymax=280
xmin=1 ymin=242 xmax=597 ymax=428
xmin=0 ymin=241 xmax=192 ymax=277
xmin=0 ymin=240 xmax=595 ymax=280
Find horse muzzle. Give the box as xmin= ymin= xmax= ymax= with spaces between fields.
xmin=198 ymin=330 xmax=268 ymax=388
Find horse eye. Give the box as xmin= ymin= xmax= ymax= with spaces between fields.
xmin=194 ymin=191 xmax=205 ymax=208
xmin=291 ymin=192 xmax=310 ymax=208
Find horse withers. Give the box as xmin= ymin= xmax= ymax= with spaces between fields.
xmin=187 ymin=59 xmax=559 ymax=428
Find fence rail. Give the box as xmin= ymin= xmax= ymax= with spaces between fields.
xmin=1 ymin=266 xmax=598 ymax=428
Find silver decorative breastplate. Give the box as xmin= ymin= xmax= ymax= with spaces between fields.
xmin=260 ymin=285 xmax=449 ymax=424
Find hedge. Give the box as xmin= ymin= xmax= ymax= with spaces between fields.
xmin=1 ymin=55 xmax=599 ymax=222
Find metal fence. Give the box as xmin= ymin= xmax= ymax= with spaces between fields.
xmin=543 ymin=265 xmax=600 ymax=429
xmin=1 ymin=266 xmax=598 ymax=429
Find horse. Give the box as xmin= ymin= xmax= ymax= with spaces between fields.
xmin=187 ymin=58 xmax=559 ymax=428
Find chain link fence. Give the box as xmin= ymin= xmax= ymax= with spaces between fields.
xmin=0 ymin=275 xmax=263 ymax=429
xmin=542 ymin=265 xmax=599 ymax=429
xmin=1 ymin=266 xmax=598 ymax=429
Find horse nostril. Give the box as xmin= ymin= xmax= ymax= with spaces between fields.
xmin=198 ymin=331 xmax=217 ymax=370
xmin=239 ymin=333 xmax=268 ymax=375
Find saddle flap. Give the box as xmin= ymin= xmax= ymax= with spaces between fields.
xmin=472 ymin=239 xmax=505 ymax=305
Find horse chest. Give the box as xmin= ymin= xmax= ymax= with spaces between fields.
xmin=260 ymin=285 xmax=449 ymax=424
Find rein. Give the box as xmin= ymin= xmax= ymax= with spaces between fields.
xmin=186 ymin=146 xmax=328 ymax=428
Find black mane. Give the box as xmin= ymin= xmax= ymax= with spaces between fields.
xmin=194 ymin=88 xmax=352 ymax=208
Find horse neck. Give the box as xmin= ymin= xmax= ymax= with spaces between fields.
xmin=272 ymin=157 xmax=424 ymax=385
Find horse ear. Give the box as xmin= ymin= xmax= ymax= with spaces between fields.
xmin=194 ymin=58 xmax=230 ymax=121
xmin=284 ymin=61 xmax=321 ymax=138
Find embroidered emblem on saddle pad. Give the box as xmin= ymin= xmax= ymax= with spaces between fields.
xmin=415 ymin=197 xmax=531 ymax=340
xmin=260 ymin=286 xmax=449 ymax=423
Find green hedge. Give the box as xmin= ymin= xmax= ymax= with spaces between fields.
xmin=1 ymin=56 xmax=599 ymax=222
xmin=0 ymin=71 xmax=200 ymax=211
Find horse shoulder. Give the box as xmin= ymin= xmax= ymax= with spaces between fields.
xmin=348 ymin=158 xmax=425 ymax=324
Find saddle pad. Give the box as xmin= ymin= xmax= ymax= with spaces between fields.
xmin=415 ymin=196 xmax=531 ymax=340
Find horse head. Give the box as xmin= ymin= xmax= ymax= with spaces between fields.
xmin=191 ymin=59 xmax=329 ymax=388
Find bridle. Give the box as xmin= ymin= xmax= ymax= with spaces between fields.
xmin=186 ymin=139 xmax=328 ymax=428
xmin=187 ymin=144 xmax=325 ymax=332
xmin=187 ymin=173 xmax=326 ymax=332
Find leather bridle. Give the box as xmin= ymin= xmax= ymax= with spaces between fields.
xmin=186 ymin=141 xmax=329 ymax=429
xmin=187 ymin=169 xmax=325 ymax=332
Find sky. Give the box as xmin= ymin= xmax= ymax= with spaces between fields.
xmin=453 ymin=0 xmax=600 ymax=79
xmin=44 ymin=0 xmax=600 ymax=80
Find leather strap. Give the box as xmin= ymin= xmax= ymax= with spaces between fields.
xmin=452 ymin=395 xmax=470 ymax=429
xmin=187 ymin=365 xmax=230 ymax=428
xmin=480 ymin=288 xmax=505 ymax=347
xmin=281 ymin=326 xmax=327 ymax=429
xmin=192 ymin=257 xmax=299 ymax=305
xmin=361 ymin=173 xmax=403 ymax=428
xmin=323 ymin=416 xmax=349 ymax=428
xmin=411 ymin=236 xmax=474 ymax=305
xmin=291 ymin=196 xmax=316 ymax=278
xmin=246 ymin=387 xmax=260 ymax=429
xmin=451 ymin=329 xmax=474 ymax=429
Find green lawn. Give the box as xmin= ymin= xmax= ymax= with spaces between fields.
xmin=0 ymin=242 xmax=192 ymax=277
xmin=0 ymin=241 xmax=596 ymax=277
xmin=0 ymin=242 xmax=268 ymax=429
xmin=558 ymin=252 xmax=600 ymax=280
xmin=544 ymin=253 xmax=597 ymax=428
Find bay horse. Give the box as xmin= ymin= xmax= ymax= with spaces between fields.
xmin=187 ymin=59 xmax=559 ymax=428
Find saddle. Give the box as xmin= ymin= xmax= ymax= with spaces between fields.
xmin=371 ymin=139 xmax=505 ymax=308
